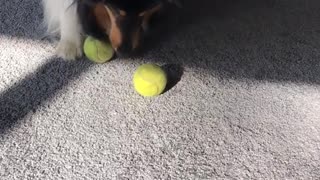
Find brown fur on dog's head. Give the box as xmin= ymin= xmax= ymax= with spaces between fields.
xmin=78 ymin=0 xmax=163 ymax=56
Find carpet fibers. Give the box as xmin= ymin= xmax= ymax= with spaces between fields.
xmin=1 ymin=0 xmax=320 ymax=179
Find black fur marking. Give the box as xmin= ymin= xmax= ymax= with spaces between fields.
xmin=77 ymin=0 xmax=109 ymax=41
xmin=105 ymin=0 xmax=162 ymax=13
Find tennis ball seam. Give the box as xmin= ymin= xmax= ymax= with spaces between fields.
xmin=94 ymin=40 xmax=104 ymax=61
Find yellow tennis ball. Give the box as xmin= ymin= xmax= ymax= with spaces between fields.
xmin=83 ymin=36 xmax=114 ymax=63
xmin=133 ymin=64 xmax=167 ymax=97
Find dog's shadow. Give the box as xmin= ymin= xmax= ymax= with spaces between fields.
xmin=144 ymin=0 xmax=320 ymax=85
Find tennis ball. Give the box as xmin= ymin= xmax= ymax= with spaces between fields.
xmin=83 ymin=36 xmax=114 ymax=63
xmin=133 ymin=64 xmax=167 ymax=97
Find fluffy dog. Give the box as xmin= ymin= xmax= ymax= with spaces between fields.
xmin=42 ymin=0 xmax=175 ymax=60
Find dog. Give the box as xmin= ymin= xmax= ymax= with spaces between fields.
xmin=42 ymin=0 xmax=179 ymax=60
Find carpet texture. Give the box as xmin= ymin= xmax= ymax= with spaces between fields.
xmin=1 ymin=0 xmax=320 ymax=179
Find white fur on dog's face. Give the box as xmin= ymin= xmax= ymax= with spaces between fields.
xmin=42 ymin=0 xmax=83 ymax=60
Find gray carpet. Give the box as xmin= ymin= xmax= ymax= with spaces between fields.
xmin=1 ymin=0 xmax=320 ymax=179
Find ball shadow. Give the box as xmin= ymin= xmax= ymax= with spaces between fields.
xmin=162 ymin=64 xmax=184 ymax=93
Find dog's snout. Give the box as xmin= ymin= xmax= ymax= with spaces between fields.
xmin=114 ymin=43 xmax=133 ymax=57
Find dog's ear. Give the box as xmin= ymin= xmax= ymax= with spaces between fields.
xmin=92 ymin=2 xmax=127 ymax=32
xmin=77 ymin=0 xmax=110 ymax=39
xmin=93 ymin=2 xmax=125 ymax=51
xmin=93 ymin=3 xmax=111 ymax=33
